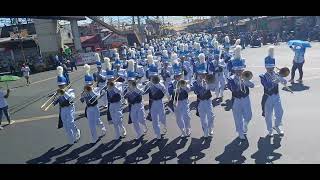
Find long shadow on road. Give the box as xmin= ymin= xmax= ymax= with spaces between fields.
xmin=215 ymin=137 xmax=249 ymax=164
xmin=51 ymin=143 xmax=96 ymax=164
xmin=150 ymin=137 xmax=187 ymax=164
xmin=76 ymin=139 xmax=122 ymax=164
xmin=250 ymin=135 xmax=282 ymax=164
xmin=26 ymin=144 xmax=73 ymax=164
xmin=98 ymin=139 xmax=142 ymax=164
xmin=124 ymin=138 xmax=168 ymax=164
xmin=177 ymin=137 xmax=212 ymax=164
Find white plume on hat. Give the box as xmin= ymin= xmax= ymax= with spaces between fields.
xmin=147 ymin=49 xmax=152 ymax=56
xmin=235 ymin=39 xmax=241 ymax=45
xmin=268 ymin=45 xmax=275 ymax=58
xmin=225 ymin=36 xmax=230 ymax=43
xmin=162 ymin=50 xmax=168 ymax=57
xmin=95 ymin=53 xmax=101 ymax=62
xmin=127 ymin=59 xmax=135 ymax=72
xmin=198 ymin=53 xmax=205 ymax=63
xmin=214 ymin=34 xmax=217 ymax=39
xmin=149 ymin=46 xmax=154 ymax=53
xmin=147 ymin=55 xmax=154 ymax=65
xmin=196 ymin=43 xmax=201 ymax=50
xmin=171 ymin=53 xmax=178 ymax=61
xmin=184 ymin=44 xmax=188 ymax=50
xmin=214 ymin=40 xmax=219 ymax=48
xmin=104 ymin=57 xmax=111 ymax=70
xmin=172 ymin=58 xmax=179 ymax=66
xmin=179 ymin=43 xmax=184 ymax=50
xmin=84 ymin=64 xmax=90 ymax=75
xmin=57 ymin=66 xmax=63 ymax=76
xmin=234 ymin=45 xmax=242 ymax=59
xmin=115 ymin=53 xmax=120 ymax=59
xmin=173 ymin=46 xmax=178 ymax=52
xmin=134 ymin=43 xmax=137 ymax=48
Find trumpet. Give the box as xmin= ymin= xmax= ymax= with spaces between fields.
xmin=89 ymin=76 xmax=122 ymax=104
xmin=41 ymin=83 xmax=72 ymax=111
xmin=274 ymin=67 xmax=293 ymax=93
xmin=241 ymin=70 xmax=253 ymax=81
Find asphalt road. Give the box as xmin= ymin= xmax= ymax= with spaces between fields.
xmin=1 ymin=42 xmax=320 ymax=164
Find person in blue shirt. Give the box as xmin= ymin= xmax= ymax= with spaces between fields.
xmin=288 ymin=45 xmax=307 ymax=83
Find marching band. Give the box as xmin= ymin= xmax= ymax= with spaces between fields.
xmin=43 ymin=33 xmax=293 ymax=145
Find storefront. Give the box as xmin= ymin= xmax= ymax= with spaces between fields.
xmin=0 ymin=36 xmax=42 ymax=74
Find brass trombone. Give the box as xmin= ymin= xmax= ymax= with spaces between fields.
xmin=40 ymin=83 xmax=72 ymax=111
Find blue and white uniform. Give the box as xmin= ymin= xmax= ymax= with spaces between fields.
xmin=191 ymin=63 xmax=215 ymax=137
xmin=226 ymin=57 xmax=254 ymax=140
xmin=80 ymin=70 xmax=106 ymax=143
xmin=168 ymin=63 xmax=191 ymax=137
xmin=124 ymin=72 xmax=147 ymax=139
xmin=93 ymin=61 xmax=108 ymax=108
xmin=53 ymin=67 xmax=80 ymax=145
xmin=105 ymin=70 xmax=127 ymax=140
xmin=260 ymin=53 xmax=286 ymax=136
xmin=144 ymin=69 xmax=167 ymax=139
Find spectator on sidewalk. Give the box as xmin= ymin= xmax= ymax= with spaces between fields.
xmin=21 ymin=63 xmax=31 ymax=86
xmin=0 ymin=87 xmax=14 ymax=130
xmin=9 ymin=60 xmax=16 ymax=75
xmin=70 ymin=53 xmax=78 ymax=71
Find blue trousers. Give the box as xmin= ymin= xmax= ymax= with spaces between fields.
xmin=0 ymin=106 xmax=10 ymax=125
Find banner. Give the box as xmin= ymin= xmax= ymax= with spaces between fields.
xmin=76 ymin=52 xmax=100 ymax=65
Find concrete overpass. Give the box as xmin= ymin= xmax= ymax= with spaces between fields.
xmin=1 ymin=16 xmax=145 ymax=55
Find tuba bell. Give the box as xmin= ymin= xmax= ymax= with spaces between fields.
xmin=242 ymin=71 xmax=253 ymax=81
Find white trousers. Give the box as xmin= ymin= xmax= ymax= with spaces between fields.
xmin=150 ymin=99 xmax=166 ymax=138
xmin=61 ymin=106 xmax=79 ymax=144
xmin=109 ymin=101 xmax=125 ymax=139
xmin=232 ymin=96 xmax=252 ymax=136
xmin=264 ymin=94 xmax=283 ymax=132
xmin=87 ymin=106 xmax=106 ymax=142
xmin=130 ymin=102 xmax=147 ymax=138
xmin=198 ymin=99 xmax=215 ymax=136
xmin=175 ymin=99 xmax=191 ymax=134
xmin=215 ymin=73 xmax=225 ymax=97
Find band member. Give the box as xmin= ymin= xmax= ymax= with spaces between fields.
xmin=53 ymin=66 xmax=80 ymax=145
xmin=180 ymin=55 xmax=193 ymax=82
xmin=223 ymin=36 xmax=231 ymax=52
xmin=144 ymin=68 xmax=167 ymax=140
xmin=146 ymin=55 xmax=157 ymax=80
xmin=192 ymin=61 xmax=215 ymax=138
xmin=124 ymin=71 xmax=148 ymax=140
xmin=112 ymin=53 xmax=126 ymax=82
xmin=80 ymin=64 xmax=107 ymax=144
xmin=260 ymin=46 xmax=286 ymax=136
xmin=93 ymin=59 xmax=108 ymax=108
xmin=168 ymin=60 xmax=191 ymax=137
xmin=160 ymin=56 xmax=173 ymax=92
xmin=226 ymin=46 xmax=254 ymax=140
xmin=105 ymin=69 xmax=127 ymax=140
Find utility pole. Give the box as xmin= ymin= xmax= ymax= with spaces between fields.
xmin=132 ymin=16 xmax=135 ymax=25
xmin=118 ymin=16 xmax=120 ymax=28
